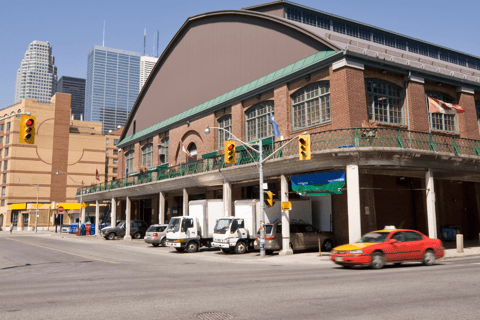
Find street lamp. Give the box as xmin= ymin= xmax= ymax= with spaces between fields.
xmin=204 ymin=126 xmax=305 ymax=257
xmin=56 ymin=171 xmax=84 ymax=233
xmin=18 ymin=179 xmax=39 ymax=233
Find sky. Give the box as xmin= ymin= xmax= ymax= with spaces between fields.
xmin=1 ymin=0 xmax=480 ymax=109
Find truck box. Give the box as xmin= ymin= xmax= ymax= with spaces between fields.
xmin=189 ymin=200 xmax=224 ymax=238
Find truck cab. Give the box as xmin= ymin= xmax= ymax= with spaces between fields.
xmin=165 ymin=216 xmax=201 ymax=253
xmin=212 ymin=217 xmax=250 ymax=254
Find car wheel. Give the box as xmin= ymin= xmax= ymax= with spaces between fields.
xmin=266 ymin=250 xmax=273 ymax=255
xmin=107 ymin=233 xmax=116 ymax=240
xmin=221 ymin=248 xmax=230 ymax=254
xmin=371 ymin=252 xmax=385 ymax=269
xmin=423 ymin=249 xmax=436 ymax=266
xmin=235 ymin=241 xmax=247 ymax=254
xmin=342 ymin=265 xmax=352 ymax=269
xmin=394 ymin=262 xmax=402 ymax=267
xmin=133 ymin=232 xmax=142 ymax=239
xmin=161 ymin=238 xmax=167 ymax=247
xmin=175 ymin=248 xmax=185 ymax=252
xmin=186 ymin=241 xmax=199 ymax=253
xmin=152 ymin=243 xmax=160 ymax=247
xmin=322 ymin=239 xmax=334 ymax=252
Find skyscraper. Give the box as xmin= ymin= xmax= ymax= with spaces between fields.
xmin=140 ymin=56 xmax=159 ymax=91
xmin=14 ymin=40 xmax=57 ymax=103
xmin=57 ymin=76 xmax=86 ymax=120
xmin=84 ymin=46 xmax=140 ymax=133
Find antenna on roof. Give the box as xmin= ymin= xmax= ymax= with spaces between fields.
xmin=156 ymin=30 xmax=159 ymax=57
xmin=153 ymin=32 xmax=155 ymax=56
xmin=103 ymin=21 xmax=105 ymax=46
xmin=143 ymin=28 xmax=146 ymax=56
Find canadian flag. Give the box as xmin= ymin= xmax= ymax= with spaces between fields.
xmin=95 ymin=169 xmax=100 ymax=181
xmin=428 ymin=97 xmax=465 ymax=114
xmin=180 ymin=140 xmax=194 ymax=160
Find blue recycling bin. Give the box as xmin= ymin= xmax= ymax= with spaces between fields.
xmin=442 ymin=227 xmax=454 ymax=241
xmin=80 ymin=224 xmax=86 ymax=236
xmin=69 ymin=224 xmax=77 ymax=234
xmin=90 ymin=224 xmax=95 ymax=235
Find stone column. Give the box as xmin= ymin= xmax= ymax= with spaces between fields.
xmin=159 ymin=192 xmax=166 ymax=224
xmin=111 ymin=197 xmax=116 ymax=224
xmin=223 ymin=182 xmax=232 ymax=216
xmin=426 ymin=168 xmax=438 ymax=239
xmin=81 ymin=206 xmax=86 ymax=224
xmin=347 ymin=164 xmax=361 ymax=243
xmin=124 ymin=196 xmax=132 ymax=241
xmin=279 ymin=175 xmax=293 ymax=255
xmin=95 ymin=200 xmax=100 ymax=236
xmin=183 ymin=189 xmax=189 ymax=216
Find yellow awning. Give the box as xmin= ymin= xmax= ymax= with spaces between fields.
xmin=11 ymin=203 xmax=26 ymax=210
xmin=56 ymin=203 xmax=81 ymax=210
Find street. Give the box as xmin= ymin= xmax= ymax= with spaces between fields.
xmin=1 ymin=234 xmax=479 ymax=320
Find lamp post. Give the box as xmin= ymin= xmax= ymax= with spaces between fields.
xmin=18 ymin=179 xmax=39 ymax=233
xmin=56 ymin=171 xmax=84 ymax=233
xmin=204 ymin=126 xmax=305 ymax=258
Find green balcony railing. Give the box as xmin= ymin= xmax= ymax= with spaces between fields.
xmin=76 ymin=128 xmax=480 ymax=196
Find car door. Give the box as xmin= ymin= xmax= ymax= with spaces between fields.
xmin=387 ymin=231 xmax=408 ymax=261
xmin=291 ymin=225 xmax=306 ymax=250
xmin=403 ymin=231 xmax=425 ymax=260
xmin=304 ymin=224 xmax=319 ymax=249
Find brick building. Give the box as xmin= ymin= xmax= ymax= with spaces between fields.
xmin=78 ymin=1 xmax=480 ymax=247
xmin=0 ymin=93 xmax=120 ymax=231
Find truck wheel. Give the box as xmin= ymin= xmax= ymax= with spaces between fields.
xmin=186 ymin=241 xmax=199 ymax=253
xmin=107 ymin=233 xmax=116 ymax=240
xmin=235 ymin=241 xmax=247 ymax=254
xmin=175 ymin=248 xmax=185 ymax=252
xmin=221 ymin=248 xmax=230 ymax=254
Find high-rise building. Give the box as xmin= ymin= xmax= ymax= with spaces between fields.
xmin=140 ymin=56 xmax=159 ymax=91
xmin=84 ymin=46 xmax=140 ymax=133
xmin=14 ymin=40 xmax=57 ymax=104
xmin=57 ymin=76 xmax=86 ymax=120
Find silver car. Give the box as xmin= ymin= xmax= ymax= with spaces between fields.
xmin=144 ymin=224 xmax=168 ymax=247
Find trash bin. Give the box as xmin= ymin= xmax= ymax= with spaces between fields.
xmin=442 ymin=226 xmax=462 ymax=241
xmin=90 ymin=224 xmax=95 ymax=235
xmin=80 ymin=224 xmax=86 ymax=236
xmin=70 ymin=224 xmax=77 ymax=234
xmin=86 ymin=224 xmax=91 ymax=236
xmin=76 ymin=224 xmax=81 ymax=236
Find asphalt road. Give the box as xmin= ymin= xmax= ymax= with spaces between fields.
xmin=1 ymin=234 xmax=479 ymax=320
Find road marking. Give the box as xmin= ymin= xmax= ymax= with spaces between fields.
xmin=6 ymin=237 xmax=117 ymax=264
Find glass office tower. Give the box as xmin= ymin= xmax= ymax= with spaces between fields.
xmin=57 ymin=76 xmax=86 ymax=120
xmin=84 ymin=46 xmax=140 ymax=133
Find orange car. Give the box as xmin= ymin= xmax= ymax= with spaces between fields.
xmin=330 ymin=227 xmax=444 ymax=269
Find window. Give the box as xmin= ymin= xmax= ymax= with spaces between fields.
xmin=6 ymin=123 xmax=10 ymax=132
xmin=3 ymin=161 xmax=7 ymax=171
xmin=404 ymin=231 xmax=423 ymax=241
xmin=291 ymin=82 xmax=330 ymax=130
xmin=0 ymin=200 xmax=4 ymax=207
xmin=217 ymin=115 xmax=232 ymax=149
xmin=106 ymin=149 xmax=109 ymax=155
xmin=0 ymin=150 xmax=2 ymax=158
xmin=1 ymin=186 xmax=5 ymax=197
xmin=2 ymin=173 xmax=6 ymax=184
xmin=113 ymin=159 xmax=118 ymax=165
xmin=113 ymin=150 xmax=118 ymax=155
xmin=5 ymin=135 xmax=9 ymax=145
xmin=426 ymin=91 xmax=456 ymax=132
xmin=0 ymin=124 xmax=4 ymax=131
xmin=476 ymin=100 xmax=480 ymax=133
xmin=245 ymin=101 xmax=274 ymax=142
xmin=106 ymin=138 xmax=109 ymax=145
xmin=187 ymin=143 xmax=197 ymax=162
xmin=141 ymin=143 xmax=153 ymax=167
xmin=113 ymin=168 xmax=118 ymax=174
xmin=4 ymin=148 xmax=8 ymax=158
xmin=365 ymin=79 xmax=404 ymax=124
xmin=159 ymin=138 xmax=169 ymax=164
xmin=114 ymin=139 xmax=119 ymax=146
xmin=0 ymin=137 xmax=3 ymax=145
xmin=125 ymin=151 xmax=134 ymax=174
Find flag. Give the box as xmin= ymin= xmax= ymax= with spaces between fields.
xmin=270 ymin=114 xmax=280 ymax=137
xmin=180 ymin=140 xmax=194 ymax=160
xmin=428 ymin=97 xmax=465 ymax=114
xmin=95 ymin=169 xmax=100 ymax=181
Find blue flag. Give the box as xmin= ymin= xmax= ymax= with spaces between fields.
xmin=270 ymin=114 xmax=280 ymax=137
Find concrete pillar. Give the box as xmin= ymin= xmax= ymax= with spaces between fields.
xmin=456 ymin=234 xmax=464 ymax=253
xmin=159 ymin=192 xmax=165 ymax=224
xmin=183 ymin=189 xmax=189 ymax=216
xmin=111 ymin=197 xmax=116 ymax=224
xmin=279 ymin=175 xmax=293 ymax=256
xmin=124 ymin=196 xmax=132 ymax=241
xmin=95 ymin=200 xmax=100 ymax=237
xmin=81 ymin=207 xmax=86 ymax=224
xmin=347 ymin=164 xmax=361 ymax=243
xmin=223 ymin=182 xmax=232 ymax=216
xmin=426 ymin=168 xmax=438 ymax=239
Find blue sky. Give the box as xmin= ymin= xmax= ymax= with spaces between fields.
xmin=1 ymin=0 xmax=479 ymax=108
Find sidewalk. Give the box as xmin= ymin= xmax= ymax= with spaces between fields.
xmin=2 ymin=229 xmax=480 ymax=265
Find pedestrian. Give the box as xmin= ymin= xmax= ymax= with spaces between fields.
xmin=9 ymin=224 xmax=13 ymax=234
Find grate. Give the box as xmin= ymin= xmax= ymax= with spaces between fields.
xmin=196 ymin=312 xmax=235 ymax=320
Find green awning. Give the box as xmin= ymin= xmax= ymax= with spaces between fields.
xmin=202 ymin=151 xmax=218 ymax=159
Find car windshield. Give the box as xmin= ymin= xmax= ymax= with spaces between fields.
xmin=167 ymin=218 xmax=181 ymax=232
xmin=357 ymin=232 xmax=390 ymax=243
xmin=214 ymin=219 xmax=231 ymax=234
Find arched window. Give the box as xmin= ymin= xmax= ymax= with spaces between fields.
xmin=426 ymin=91 xmax=456 ymax=132
xmin=291 ymin=81 xmax=330 ymax=130
xmin=365 ymin=79 xmax=403 ymax=124
xmin=141 ymin=143 xmax=153 ymax=167
xmin=187 ymin=143 xmax=197 ymax=163
xmin=245 ymin=101 xmax=274 ymax=142
xmin=159 ymin=137 xmax=169 ymax=164
xmin=217 ymin=115 xmax=232 ymax=149
xmin=125 ymin=151 xmax=134 ymax=175
xmin=17 ymin=109 xmax=21 ymax=113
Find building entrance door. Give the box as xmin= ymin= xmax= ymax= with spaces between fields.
xmin=11 ymin=211 xmax=19 ymax=229
xmin=22 ymin=213 xmax=29 ymax=231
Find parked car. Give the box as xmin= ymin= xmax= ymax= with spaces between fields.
xmin=144 ymin=224 xmax=168 ymax=247
xmin=101 ymin=220 xmax=149 ymax=240
xmin=254 ymin=223 xmax=335 ymax=254
xmin=330 ymin=226 xmax=445 ymax=269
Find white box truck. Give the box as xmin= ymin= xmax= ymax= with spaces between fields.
xmin=212 ymin=199 xmax=311 ymax=254
xmin=166 ymin=200 xmax=224 ymax=253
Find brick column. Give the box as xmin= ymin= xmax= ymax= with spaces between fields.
xmin=274 ymin=84 xmax=289 ymax=140
xmin=457 ymin=88 xmax=480 ymax=140
xmin=134 ymin=143 xmax=141 ymax=170
xmin=330 ymin=60 xmax=368 ymax=129
xmin=406 ymin=76 xmax=429 ymax=132
xmin=231 ymin=102 xmax=243 ymax=142
xmin=152 ymin=135 xmax=160 ymax=166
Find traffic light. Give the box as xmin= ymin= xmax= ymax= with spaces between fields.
xmin=224 ymin=141 xmax=236 ymax=163
xmin=298 ymin=134 xmax=311 ymax=160
xmin=19 ymin=115 xmax=36 ymax=144
xmin=264 ymin=191 xmax=274 ymax=207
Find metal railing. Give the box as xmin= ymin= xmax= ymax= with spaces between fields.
xmin=77 ymin=127 xmax=480 ymax=196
